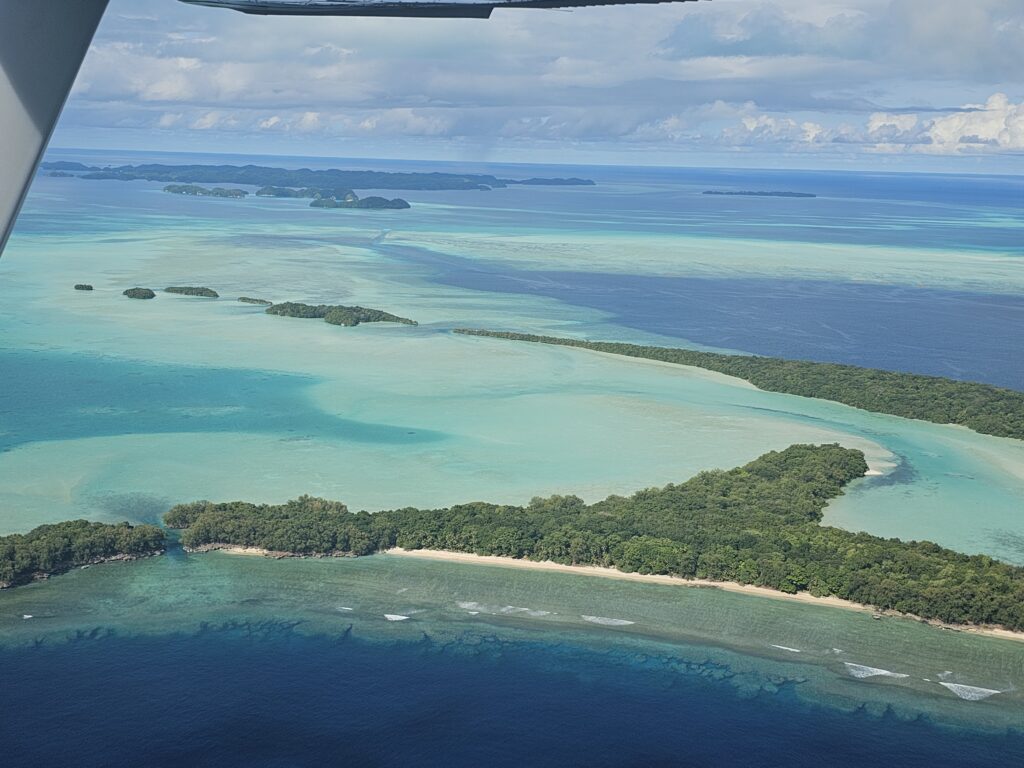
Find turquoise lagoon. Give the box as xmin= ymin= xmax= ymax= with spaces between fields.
xmin=1 ymin=156 xmax=1023 ymax=753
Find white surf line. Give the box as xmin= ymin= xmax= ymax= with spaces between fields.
xmin=770 ymin=644 xmax=802 ymax=653
xmin=843 ymin=662 xmax=910 ymax=680
xmin=581 ymin=615 xmax=635 ymax=626
xmin=384 ymin=614 xmax=410 ymax=622
xmin=457 ymin=601 xmax=551 ymax=618
xmin=939 ymin=682 xmax=1002 ymax=701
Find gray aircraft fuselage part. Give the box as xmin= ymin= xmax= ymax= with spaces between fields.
xmin=0 ymin=1 xmax=110 ymax=257
xmin=179 ymin=0 xmax=692 ymax=17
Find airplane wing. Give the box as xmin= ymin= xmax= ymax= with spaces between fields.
xmin=179 ymin=0 xmax=700 ymax=19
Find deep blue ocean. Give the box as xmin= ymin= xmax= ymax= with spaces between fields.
xmin=3 ymin=624 xmax=1023 ymax=768
xmin=380 ymin=243 xmax=1024 ymax=388
xmin=373 ymin=162 xmax=1024 ymax=388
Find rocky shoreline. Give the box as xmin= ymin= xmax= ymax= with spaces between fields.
xmin=0 ymin=551 xmax=164 ymax=591
xmin=185 ymin=543 xmax=357 ymax=560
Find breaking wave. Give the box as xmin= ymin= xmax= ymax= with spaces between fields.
xmin=843 ymin=663 xmax=909 ymax=680
xmin=939 ymin=682 xmax=1001 ymax=701
xmin=457 ymin=601 xmax=551 ymax=618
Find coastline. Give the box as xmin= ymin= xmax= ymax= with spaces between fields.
xmin=186 ymin=543 xmax=292 ymax=558
xmin=0 ymin=551 xmax=164 ymax=591
xmin=379 ymin=548 xmax=1024 ymax=644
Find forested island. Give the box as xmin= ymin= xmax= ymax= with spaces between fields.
xmin=41 ymin=162 xmax=595 ymax=192
xmin=113 ymin=290 xmax=415 ymax=326
xmin=310 ymin=195 xmax=410 ymax=210
xmin=266 ymin=301 xmax=417 ymax=327
xmin=164 ymin=184 xmax=247 ymax=199
xmin=703 ymin=190 xmax=816 ymax=198
xmin=166 ymin=286 xmax=219 ymax=298
xmin=455 ymin=330 xmax=1024 ymax=441
xmin=256 ymin=186 xmax=336 ymax=199
xmin=74 ymin=284 xmax=93 ymax=291
xmin=164 ymin=443 xmax=1024 ymax=632
xmin=165 ymin=180 xmax=406 ymax=210
xmin=123 ymin=288 xmax=156 ymax=299
xmin=0 ymin=521 xmax=165 ymax=590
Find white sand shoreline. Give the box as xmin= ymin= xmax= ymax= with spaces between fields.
xmin=381 ymin=548 xmax=1024 ymax=644
xmin=202 ymin=543 xmax=1023 ymax=642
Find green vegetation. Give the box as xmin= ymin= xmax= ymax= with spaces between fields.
xmin=165 ymin=286 xmax=219 ymax=298
xmin=238 ymin=296 xmax=273 ymax=305
xmin=266 ymin=302 xmax=417 ymax=327
xmin=309 ymin=195 xmax=410 ymax=210
xmin=255 ymin=186 xmax=349 ymax=199
xmin=266 ymin=302 xmax=335 ymax=319
xmin=208 ymin=180 xmax=411 ymax=209
xmin=166 ymin=444 xmax=1024 ymax=631
xmin=0 ymin=521 xmax=165 ymax=589
xmin=74 ymin=284 xmax=93 ymax=291
xmin=163 ymin=184 xmax=247 ymax=199
xmin=40 ymin=162 xmax=595 ymax=192
xmin=455 ymin=330 xmax=1024 ymax=441
xmin=324 ymin=306 xmax=415 ymax=326
xmin=123 ymin=288 xmax=155 ymax=300
xmin=355 ymin=196 xmax=411 ymax=210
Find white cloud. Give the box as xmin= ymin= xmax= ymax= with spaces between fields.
xmin=295 ymin=112 xmax=321 ymax=132
xmin=922 ymin=93 xmax=1024 ymax=153
xmin=727 ymin=114 xmax=809 ymax=145
xmin=49 ymin=0 xmax=1024 ymax=166
xmin=157 ymin=112 xmax=182 ymax=128
xmin=191 ymin=111 xmax=233 ymax=130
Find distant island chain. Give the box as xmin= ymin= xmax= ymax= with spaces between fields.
xmin=40 ymin=161 xmax=597 ymax=213
xmin=85 ymin=283 xmax=419 ymax=327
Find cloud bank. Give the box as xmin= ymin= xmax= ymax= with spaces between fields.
xmin=54 ymin=0 xmax=1024 ymax=167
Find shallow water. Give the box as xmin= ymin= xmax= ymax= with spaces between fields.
xmin=1 ymin=552 xmax=1023 ymax=766
xmin=1 ymin=154 xmax=1023 ymax=760
xmin=3 ymin=160 xmax=1024 ymax=560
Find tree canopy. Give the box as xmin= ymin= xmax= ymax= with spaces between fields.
xmin=0 ymin=520 xmax=165 ymax=589
xmin=165 ymin=444 xmax=1024 ymax=632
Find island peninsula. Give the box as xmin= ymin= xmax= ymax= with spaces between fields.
xmin=454 ymin=330 xmax=1024 ymax=441
xmin=165 ymin=444 xmax=1024 ymax=635
xmin=0 ymin=521 xmax=165 ymax=590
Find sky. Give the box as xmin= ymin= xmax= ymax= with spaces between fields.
xmin=51 ymin=0 xmax=1024 ymax=172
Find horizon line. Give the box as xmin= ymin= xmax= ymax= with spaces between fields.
xmin=45 ymin=145 xmax=1024 ymax=180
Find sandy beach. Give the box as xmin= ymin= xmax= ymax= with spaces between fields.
xmin=382 ymin=548 xmax=1024 ymax=644
xmin=204 ymin=543 xmax=1024 ymax=643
